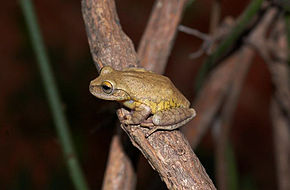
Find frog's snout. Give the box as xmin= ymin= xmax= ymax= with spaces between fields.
xmin=89 ymin=81 xmax=97 ymax=94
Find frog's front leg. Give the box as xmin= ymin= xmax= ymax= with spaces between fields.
xmin=143 ymin=107 xmax=196 ymax=137
xmin=120 ymin=103 xmax=151 ymax=125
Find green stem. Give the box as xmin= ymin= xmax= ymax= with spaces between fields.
xmin=195 ymin=0 xmax=264 ymax=92
xmin=226 ymin=143 xmax=239 ymax=190
xmin=19 ymin=0 xmax=89 ymax=189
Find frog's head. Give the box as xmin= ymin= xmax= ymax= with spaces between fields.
xmin=89 ymin=66 xmax=130 ymax=101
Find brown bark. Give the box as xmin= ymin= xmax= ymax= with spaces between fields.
xmin=82 ymin=0 xmax=216 ymax=189
xmin=102 ymin=135 xmax=136 ymax=190
xmin=82 ymin=0 xmax=138 ymax=71
xmin=82 ymin=0 xmax=138 ymax=189
xmin=138 ymin=0 xmax=187 ymax=73
xmin=118 ymin=119 xmax=216 ymax=190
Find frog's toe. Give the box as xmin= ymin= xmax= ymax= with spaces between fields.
xmin=140 ymin=122 xmax=154 ymax=128
xmin=120 ymin=114 xmax=144 ymax=125
xmin=145 ymin=128 xmax=158 ymax=138
xmin=121 ymin=117 xmax=135 ymax=125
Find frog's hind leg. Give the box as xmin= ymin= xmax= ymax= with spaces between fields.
xmin=121 ymin=104 xmax=152 ymax=125
xmin=144 ymin=108 xmax=196 ymax=137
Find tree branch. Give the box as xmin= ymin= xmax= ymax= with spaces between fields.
xmin=101 ymin=134 xmax=136 ymax=190
xmin=82 ymin=0 xmax=138 ymax=71
xmin=82 ymin=0 xmax=216 ymax=189
xmin=138 ymin=0 xmax=187 ymax=74
xmin=82 ymin=0 xmax=139 ymax=189
xmin=117 ymin=117 xmax=216 ymax=190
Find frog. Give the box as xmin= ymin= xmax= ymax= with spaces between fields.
xmin=89 ymin=66 xmax=196 ymax=137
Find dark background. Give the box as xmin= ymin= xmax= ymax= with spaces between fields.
xmin=0 ymin=0 xmax=275 ymax=189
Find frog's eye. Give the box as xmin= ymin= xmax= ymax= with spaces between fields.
xmin=101 ymin=81 xmax=113 ymax=94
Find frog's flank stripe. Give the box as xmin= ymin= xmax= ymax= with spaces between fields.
xmin=137 ymin=98 xmax=183 ymax=114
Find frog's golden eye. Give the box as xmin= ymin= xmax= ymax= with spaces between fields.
xmin=101 ymin=81 xmax=113 ymax=94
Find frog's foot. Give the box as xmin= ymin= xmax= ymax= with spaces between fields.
xmin=145 ymin=108 xmax=196 ymax=137
xmin=117 ymin=105 xmax=151 ymax=125
xmin=117 ymin=108 xmax=131 ymax=124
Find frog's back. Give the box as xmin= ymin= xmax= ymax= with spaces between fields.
xmin=117 ymin=70 xmax=190 ymax=113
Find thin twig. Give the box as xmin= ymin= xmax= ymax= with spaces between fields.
xmin=20 ymin=0 xmax=89 ymax=189
xmin=178 ymin=25 xmax=210 ymax=40
xmin=178 ymin=25 xmax=213 ymax=59
xmin=179 ymin=17 xmax=235 ymax=60
xmin=195 ymin=0 xmax=264 ymax=92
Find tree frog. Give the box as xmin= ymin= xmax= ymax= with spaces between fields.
xmin=89 ymin=66 xmax=196 ymax=137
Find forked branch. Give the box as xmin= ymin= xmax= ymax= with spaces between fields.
xmin=82 ymin=0 xmax=216 ymax=189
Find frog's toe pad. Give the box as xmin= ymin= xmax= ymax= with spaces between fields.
xmin=145 ymin=129 xmax=156 ymax=138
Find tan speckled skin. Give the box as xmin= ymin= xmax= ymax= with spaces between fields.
xmin=89 ymin=66 xmax=196 ymax=136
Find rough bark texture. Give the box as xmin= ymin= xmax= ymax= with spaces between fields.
xmin=82 ymin=0 xmax=138 ymax=71
xmin=118 ymin=122 xmax=216 ymax=190
xmin=138 ymin=0 xmax=187 ymax=73
xmin=82 ymin=0 xmax=138 ymax=189
xmin=82 ymin=0 xmax=216 ymax=189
